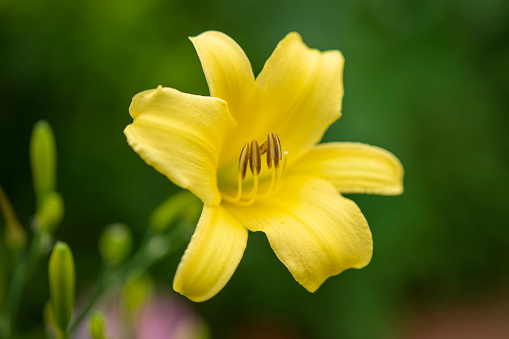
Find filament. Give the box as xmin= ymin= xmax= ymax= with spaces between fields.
xmin=256 ymin=159 xmax=277 ymax=199
xmin=274 ymin=151 xmax=288 ymax=193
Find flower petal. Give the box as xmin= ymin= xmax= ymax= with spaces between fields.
xmin=290 ymin=142 xmax=404 ymax=195
xmin=173 ymin=204 xmax=248 ymax=302
xmin=227 ymin=176 xmax=372 ymax=292
xmin=125 ymin=86 xmax=232 ymax=205
xmin=190 ymin=31 xmax=255 ymax=117
xmin=255 ymin=33 xmax=345 ymax=162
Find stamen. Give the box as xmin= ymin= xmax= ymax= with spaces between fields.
xmin=235 ymin=169 xmax=244 ymax=201
xmin=249 ymin=140 xmax=261 ymax=175
xmin=224 ymin=169 xmax=259 ymax=206
xmin=274 ymin=151 xmax=288 ymax=192
xmin=245 ymin=173 xmax=259 ymax=206
xmin=256 ymin=158 xmax=277 ymax=199
xmin=259 ymin=141 xmax=267 ymax=155
xmin=238 ymin=142 xmax=250 ymax=180
xmin=274 ymin=133 xmax=282 ymax=169
xmin=223 ymin=136 xmax=287 ymax=206
xmin=266 ymin=133 xmax=276 ymax=169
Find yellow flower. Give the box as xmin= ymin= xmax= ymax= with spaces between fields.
xmin=125 ymin=31 xmax=403 ymax=302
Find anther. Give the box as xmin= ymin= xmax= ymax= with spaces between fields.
xmin=259 ymin=141 xmax=267 ymax=155
xmin=267 ymin=133 xmax=276 ymax=169
xmin=238 ymin=142 xmax=250 ymax=180
xmin=249 ymin=140 xmax=261 ymax=175
xmin=274 ymin=133 xmax=282 ymax=169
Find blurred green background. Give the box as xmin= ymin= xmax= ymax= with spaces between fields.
xmin=1 ymin=0 xmax=509 ymax=338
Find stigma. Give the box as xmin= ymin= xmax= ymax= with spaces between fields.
xmin=223 ymin=133 xmax=288 ymax=206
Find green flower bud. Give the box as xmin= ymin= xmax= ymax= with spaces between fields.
xmin=192 ymin=319 xmax=211 ymax=339
xmin=48 ymin=242 xmax=75 ymax=332
xmin=37 ymin=191 xmax=64 ymax=233
xmin=145 ymin=234 xmax=170 ymax=261
xmin=89 ymin=311 xmax=108 ymax=339
xmin=98 ymin=223 xmax=132 ymax=267
xmin=4 ymin=224 xmax=27 ymax=252
xmin=30 ymin=120 xmax=57 ymax=210
xmin=0 ymin=185 xmax=26 ymax=251
xmin=122 ymin=271 xmax=153 ymax=318
xmin=149 ymin=191 xmax=202 ymax=233
xmin=43 ymin=301 xmax=58 ymax=338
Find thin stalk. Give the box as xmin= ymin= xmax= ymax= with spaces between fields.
xmin=6 ymin=231 xmax=49 ymax=336
xmin=0 ymin=316 xmax=7 ymax=339
xmin=69 ymin=223 xmax=191 ymax=334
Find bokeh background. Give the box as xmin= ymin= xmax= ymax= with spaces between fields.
xmin=1 ymin=0 xmax=509 ymax=338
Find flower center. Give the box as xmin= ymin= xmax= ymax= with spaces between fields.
xmin=222 ymin=133 xmax=288 ymax=206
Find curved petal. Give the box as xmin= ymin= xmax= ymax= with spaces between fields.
xmin=227 ymin=176 xmax=372 ymax=292
xmin=173 ymin=204 xmax=248 ymax=302
xmin=125 ymin=86 xmax=233 ymax=205
xmin=254 ymin=33 xmax=345 ymax=163
xmin=190 ymin=31 xmax=255 ymax=118
xmin=290 ymin=142 xmax=404 ymax=195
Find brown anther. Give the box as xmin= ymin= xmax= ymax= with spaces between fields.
xmin=238 ymin=142 xmax=250 ymax=180
xmin=274 ymin=133 xmax=282 ymax=168
xmin=267 ymin=133 xmax=276 ymax=169
xmin=259 ymin=140 xmax=267 ymax=155
xmin=249 ymin=139 xmax=261 ymax=175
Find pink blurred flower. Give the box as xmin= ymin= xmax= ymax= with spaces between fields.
xmin=74 ymin=292 xmax=207 ymax=339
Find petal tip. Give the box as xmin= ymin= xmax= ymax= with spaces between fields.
xmin=302 ymin=281 xmax=321 ymax=293
xmin=279 ymin=32 xmax=304 ymax=48
xmin=285 ymin=31 xmax=302 ymax=41
xmin=173 ymin=281 xmax=210 ymax=303
xmin=190 ymin=30 xmax=232 ymax=44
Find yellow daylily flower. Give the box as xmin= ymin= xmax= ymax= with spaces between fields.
xmin=125 ymin=31 xmax=403 ymax=302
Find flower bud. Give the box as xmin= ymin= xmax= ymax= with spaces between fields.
xmin=98 ymin=223 xmax=132 ymax=267
xmin=37 ymin=191 xmax=64 ymax=233
xmin=89 ymin=311 xmax=108 ymax=339
xmin=43 ymin=301 xmax=59 ymax=338
xmin=30 ymin=120 xmax=57 ymax=210
xmin=48 ymin=242 xmax=75 ymax=332
xmin=122 ymin=271 xmax=153 ymax=318
xmin=0 ymin=185 xmax=26 ymax=251
xmin=149 ymin=191 xmax=202 ymax=233
xmin=5 ymin=224 xmax=27 ymax=252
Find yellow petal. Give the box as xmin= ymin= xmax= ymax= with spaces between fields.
xmin=125 ymin=86 xmax=232 ymax=205
xmin=255 ymin=32 xmax=344 ymax=162
xmin=190 ymin=31 xmax=255 ymax=117
xmin=291 ymin=142 xmax=404 ymax=195
xmin=173 ymin=204 xmax=248 ymax=302
xmin=228 ymin=176 xmax=372 ymax=292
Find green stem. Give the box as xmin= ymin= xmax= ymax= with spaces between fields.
xmin=69 ymin=223 xmax=191 ymax=334
xmin=4 ymin=231 xmax=49 ymax=337
xmin=0 ymin=316 xmax=7 ymax=339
